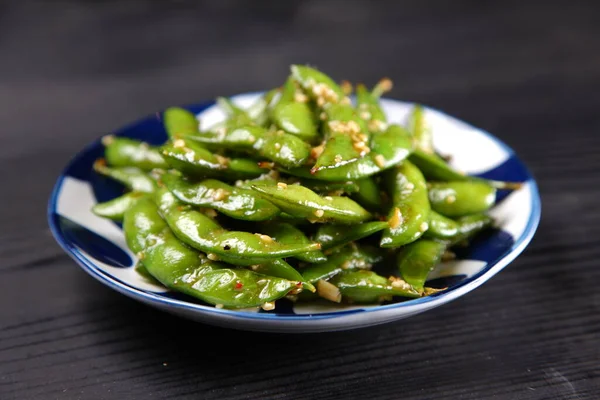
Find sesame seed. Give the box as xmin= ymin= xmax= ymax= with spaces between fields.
xmin=341 ymin=80 xmax=353 ymax=95
xmin=374 ymin=154 xmax=386 ymax=167
xmin=319 ymin=112 xmax=327 ymax=120
xmin=442 ymin=251 xmax=456 ymax=262
xmin=311 ymin=144 xmax=325 ymax=159
xmin=212 ymin=188 xmax=228 ymax=201
xmin=257 ymin=279 xmax=267 ymax=285
xmin=388 ymin=207 xmax=403 ymax=229
xmin=101 ymin=135 xmax=115 ymax=146
xmin=405 ymin=182 xmax=415 ymax=190
xmin=248 ymin=135 xmax=256 ymax=143
xmin=137 ymin=251 xmax=145 ymax=260
xmin=274 ymin=142 xmax=281 ymax=150
xmin=389 ymin=277 xmax=411 ymax=290
xmin=207 ymin=253 xmax=219 ymax=261
xmin=215 ymin=155 xmax=229 ymax=166
xmin=420 ymin=222 xmax=429 ymax=232
xmin=324 ymin=196 xmax=333 ymax=201
xmin=340 ymin=97 xmax=351 ymax=105
xmin=215 ymin=304 xmax=224 ymax=309
xmin=277 ymin=182 xmax=288 ymax=189
xmin=204 ymin=209 xmax=217 ymax=218
xmin=258 ymin=234 xmax=274 ymax=243
xmin=341 ymin=260 xmax=351 ymax=270
xmin=251 ymin=265 xmax=260 ymax=271
xmin=334 ymin=154 xmax=343 ymax=163
xmin=368 ymin=119 xmax=387 ymax=132
xmin=360 ymin=111 xmax=371 ymax=120
xmin=261 ymin=302 xmax=276 ymax=311
xmin=347 ymin=120 xmax=361 ymax=134
xmin=316 ymin=97 xmax=326 ymax=107
xmin=173 ymin=139 xmax=186 ymax=148
xmin=354 ymin=141 xmax=366 ymax=149
xmin=313 ymin=209 xmax=325 ymax=218
xmin=446 ymin=195 xmax=456 ymax=204
xmin=294 ymin=92 xmax=308 ymax=103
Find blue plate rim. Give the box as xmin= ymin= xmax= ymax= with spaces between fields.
xmin=47 ymin=96 xmax=541 ymax=322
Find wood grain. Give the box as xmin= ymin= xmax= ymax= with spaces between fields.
xmin=1 ymin=1 xmax=599 ymax=399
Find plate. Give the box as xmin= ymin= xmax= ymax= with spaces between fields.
xmin=48 ymin=93 xmax=541 ymax=333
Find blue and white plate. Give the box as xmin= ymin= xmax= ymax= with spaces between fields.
xmin=48 ymin=94 xmax=541 ymax=333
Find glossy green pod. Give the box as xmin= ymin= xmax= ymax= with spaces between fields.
xmin=163 ymin=107 xmax=200 ymax=139
xmin=410 ymin=149 xmax=523 ymax=190
xmin=329 ymin=270 xmax=421 ymax=303
xmin=187 ymin=125 xmax=312 ymax=169
xmin=290 ymin=64 xmax=345 ymax=107
xmin=297 ymin=179 xmax=360 ymax=195
xmin=160 ymin=173 xmax=280 ymax=221
xmin=92 ymin=192 xmax=147 ymax=221
xmin=450 ymin=214 xmax=493 ymax=246
xmin=271 ymin=77 xmax=319 ymax=143
xmin=351 ymin=177 xmax=383 ymax=210
xmin=260 ymin=222 xmax=327 ymax=263
xmin=424 ymin=210 xmax=460 ymax=240
xmin=407 ymin=105 xmax=434 ymax=155
xmin=428 ymin=181 xmax=496 ymax=217
xmin=355 ymin=79 xmax=391 ymax=133
xmin=396 ymin=239 xmax=447 ymax=292
xmin=380 ymin=160 xmax=431 ymax=248
xmin=311 ymin=103 xmax=370 ymax=173
xmin=284 ymin=124 xmax=412 ymax=181
xmin=103 ymin=136 xmax=168 ymax=170
xmin=250 ymin=259 xmax=316 ymax=292
xmin=250 ymin=182 xmax=371 ymax=224
xmin=123 ymin=198 xmax=298 ymax=308
xmin=155 ymin=187 xmax=321 ymax=264
xmin=93 ymin=160 xmax=157 ymax=193
xmin=302 ymin=245 xmax=382 ymax=283
xmin=313 ymin=221 xmax=388 ymax=250
xmin=161 ymin=139 xmax=266 ymax=180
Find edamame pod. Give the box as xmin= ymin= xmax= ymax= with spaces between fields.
xmin=161 ymin=172 xmax=280 ymax=221
xmin=250 ymin=182 xmax=371 ymax=224
xmin=314 ymin=221 xmax=388 ymax=250
xmin=155 ymin=187 xmax=321 ymax=264
xmin=93 ymin=160 xmax=157 ymax=193
xmin=162 ymin=138 xmax=266 ymax=179
xmin=329 ymin=270 xmax=421 ymax=303
xmin=380 ymin=160 xmax=431 ymax=248
xmin=92 ymin=192 xmax=147 ymax=221
xmin=396 ymin=239 xmax=447 ymax=293
xmin=428 ymin=181 xmax=496 ymax=217
xmin=103 ymin=136 xmax=168 ymax=170
xmin=260 ymin=222 xmax=327 ymax=263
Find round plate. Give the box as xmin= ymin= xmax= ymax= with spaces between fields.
xmin=48 ymin=93 xmax=541 ymax=333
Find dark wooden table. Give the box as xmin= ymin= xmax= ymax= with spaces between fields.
xmin=2 ymin=1 xmax=599 ymax=399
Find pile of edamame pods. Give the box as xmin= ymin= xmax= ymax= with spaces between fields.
xmin=92 ymin=65 xmax=521 ymax=311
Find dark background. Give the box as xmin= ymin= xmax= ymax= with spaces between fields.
xmin=1 ymin=1 xmax=599 ymax=399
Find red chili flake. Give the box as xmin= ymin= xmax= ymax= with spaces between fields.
xmin=296 ymin=281 xmax=302 ymax=287
xmin=234 ymin=282 xmax=243 ymax=290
